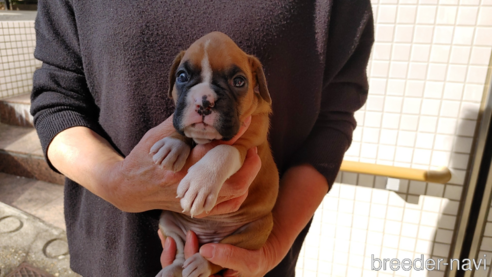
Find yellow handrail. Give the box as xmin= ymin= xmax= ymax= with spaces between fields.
xmin=340 ymin=160 xmax=452 ymax=184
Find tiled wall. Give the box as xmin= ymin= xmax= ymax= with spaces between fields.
xmin=0 ymin=20 xmax=40 ymax=98
xmin=296 ymin=0 xmax=492 ymax=276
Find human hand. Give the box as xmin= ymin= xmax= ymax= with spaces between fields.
xmin=103 ymin=115 xmax=260 ymax=215
xmin=199 ymin=237 xmax=279 ymax=277
xmin=159 ymin=230 xmax=221 ymax=277
xmin=162 ymin=230 xmax=278 ymax=277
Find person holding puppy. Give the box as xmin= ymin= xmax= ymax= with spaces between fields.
xmin=31 ymin=0 xmax=374 ymax=276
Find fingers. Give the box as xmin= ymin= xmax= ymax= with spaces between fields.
xmin=184 ymin=230 xmax=200 ymax=259
xmin=159 ymin=230 xmax=176 ymax=267
xmin=200 ymin=243 xmax=259 ymax=276
xmin=202 ymin=193 xmax=248 ymax=217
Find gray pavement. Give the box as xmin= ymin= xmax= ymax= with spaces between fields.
xmin=0 ymin=174 xmax=79 ymax=277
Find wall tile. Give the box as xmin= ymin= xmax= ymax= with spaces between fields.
xmin=469 ymin=47 xmax=492 ymax=65
xmin=376 ymin=25 xmax=396 ymax=42
xmin=411 ymin=45 xmax=431 ymax=62
xmin=421 ymin=99 xmax=442 ymax=116
xmin=443 ymin=83 xmax=464 ymax=100
xmin=367 ymin=96 xmax=385 ymax=111
xmin=430 ymin=45 xmax=451 ymax=63
xmin=434 ymin=135 xmax=455 ymax=151
xmin=414 ymin=25 xmax=435 ymax=43
xmin=416 ymin=133 xmax=435 ymax=149
xmin=456 ymin=119 xmax=477 ymax=136
xmin=437 ymin=118 xmax=458 ymax=134
xmin=398 ymin=131 xmax=417 ymax=147
xmin=363 ymin=128 xmax=381 ymax=143
xmin=456 ymin=7 xmax=479 ymax=25
xmin=414 ymin=149 xmax=433 ymax=164
xmin=427 ymin=64 xmax=448 ymax=81
xmin=434 ymin=26 xmax=454 ymax=44
xmin=408 ymin=63 xmax=429 ymax=79
xmin=371 ymin=61 xmax=390 ymax=77
xmin=417 ymin=6 xmax=438 ymax=24
xmin=460 ymin=102 xmax=480 ymax=120
xmin=474 ymin=27 xmax=492 ymax=46
xmin=380 ymin=129 xmax=399 ymax=144
xmin=395 ymin=147 xmax=414 ymax=163
xmin=387 ymin=79 xmax=406 ymax=95
xmin=389 ymin=62 xmax=409 ymax=78
xmin=400 ymin=115 xmax=420 ymax=131
xmin=402 ymin=98 xmax=422 ymax=114
xmin=419 ymin=116 xmax=438 ymax=132
xmin=463 ymin=84 xmax=484 ymax=102
xmin=427 ymin=183 xmax=445 ymax=197
xmin=406 ymin=80 xmax=425 ymax=97
xmin=440 ymin=101 xmax=461 ymax=117
xmin=477 ymin=7 xmax=492 ymax=26
xmin=378 ymin=145 xmax=396 ymax=160
xmin=467 ymin=66 xmax=488 ymax=84
xmin=373 ymin=43 xmax=392 ymax=60
xmin=395 ymin=26 xmax=415 ymax=42
xmin=398 ymin=6 xmax=418 ymax=24
xmin=436 ymin=6 xmax=458 ymax=25
xmin=446 ymin=65 xmax=467 ymax=82
xmin=378 ymin=5 xmax=398 ymax=23
xmin=392 ymin=44 xmax=412 ymax=61
xmin=369 ymin=78 xmax=387 ymax=95
xmin=384 ymin=97 xmax=403 ymax=112
xmin=454 ymin=136 xmax=473 ymax=153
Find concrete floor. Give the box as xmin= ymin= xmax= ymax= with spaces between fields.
xmin=0 ymin=172 xmax=65 ymax=230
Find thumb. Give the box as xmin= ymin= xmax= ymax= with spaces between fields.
xmin=200 ymin=243 xmax=257 ymax=274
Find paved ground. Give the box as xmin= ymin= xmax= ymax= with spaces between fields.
xmin=0 ymin=173 xmax=79 ymax=277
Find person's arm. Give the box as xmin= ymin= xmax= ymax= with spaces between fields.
xmin=47 ymin=116 xmax=259 ymax=215
xmin=32 ymin=0 xmax=259 ymax=217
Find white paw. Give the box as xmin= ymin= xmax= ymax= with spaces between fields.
xmin=156 ymin=260 xmax=184 ymax=277
xmin=177 ymin=161 xmax=221 ymax=217
xmin=182 ymin=253 xmax=212 ymax=277
xmin=151 ymin=137 xmax=191 ymax=172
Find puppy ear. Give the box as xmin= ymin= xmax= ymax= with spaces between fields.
xmin=168 ymin=51 xmax=186 ymax=99
xmin=248 ymin=55 xmax=271 ymax=105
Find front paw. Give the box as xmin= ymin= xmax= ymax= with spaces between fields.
xmin=176 ymin=163 xmax=221 ymax=217
xmin=151 ymin=137 xmax=191 ymax=172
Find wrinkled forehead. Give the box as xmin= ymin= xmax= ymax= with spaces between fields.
xmin=181 ymin=35 xmax=251 ymax=77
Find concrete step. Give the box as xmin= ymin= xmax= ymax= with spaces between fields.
xmin=0 ymin=93 xmax=33 ymax=127
xmin=0 ymin=123 xmax=64 ymax=185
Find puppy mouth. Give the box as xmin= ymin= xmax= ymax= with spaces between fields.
xmin=183 ymin=121 xmax=223 ymax=144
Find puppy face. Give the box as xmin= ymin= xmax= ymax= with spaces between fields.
xmin=168 ymin=32 xmax=270 ymax=144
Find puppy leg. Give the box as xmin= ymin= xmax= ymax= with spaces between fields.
xmin=151 ymin=133 xmax=192 ymax=172
xmin=157 ymin=211 xmax=187 ymax=277
xmin=177 ymin=144 xmax=243 ymax=217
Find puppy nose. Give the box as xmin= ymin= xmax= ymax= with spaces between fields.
xmin=195 ymin=95 xmax=214 ymax=116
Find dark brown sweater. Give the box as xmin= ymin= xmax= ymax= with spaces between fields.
xmin=31 ymin=0 xmax=374 ymax=276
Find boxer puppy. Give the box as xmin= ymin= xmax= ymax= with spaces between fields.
xmin=152 ymin=32 xmax=279 ymax=277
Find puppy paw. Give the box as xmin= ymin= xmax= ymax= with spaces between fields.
xmin=177 ymin=163 xmax=221 ymax=217
xmin=156 ymin=260 xmax=184 ymax=277
xmin=182 ymin=253 xmax=212 ymax=277
xmin=151 ymin=137 xmax=191 ymax=172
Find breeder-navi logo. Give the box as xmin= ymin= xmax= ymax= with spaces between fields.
xmin=371 ymin=254 xmax=488 ymax=271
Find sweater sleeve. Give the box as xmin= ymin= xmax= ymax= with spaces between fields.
xmin=31 ymin=0 xmax=102 ymax=172
xmin=289 ymin=4 xmax=374 ymax=188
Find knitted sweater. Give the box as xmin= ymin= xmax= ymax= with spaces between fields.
xmin=31 ymin=0 xmax=374 ymax=276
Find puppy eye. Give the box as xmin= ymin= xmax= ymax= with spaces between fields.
xmin=176 ymin=71 xmax=189 ymax=83
xmin=233 ymin=76 xmax=246 ymax=88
